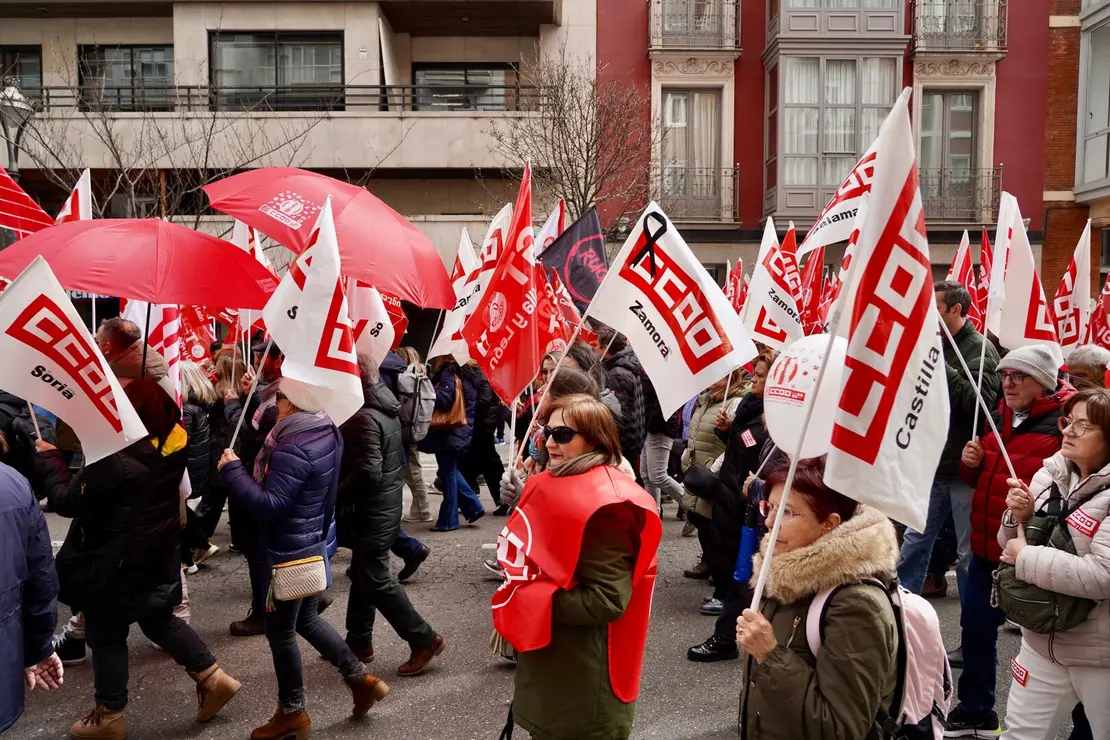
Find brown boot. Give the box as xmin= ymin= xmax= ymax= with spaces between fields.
xmin=70 ymin=706 xmax=127 ymax=740
xmin=683 ymin=561 xmax=710 ymax=579
xmin=347 ymin=674 xmax=390 ymax=718
xmin=230 ymin=611 xmax=265 ymax=637
xmin=397 ymin=635 xmax=446 ymax=677
xmin=250 ymin=707 xmax=312 ymax=740
xmin=921 ymin=573 xmax=948 ymax=599
xmin=191 ymin=664 xmax=242 ymax=722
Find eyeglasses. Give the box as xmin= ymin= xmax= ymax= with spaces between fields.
xmin=999 ymin=371 xmax=1029 ymax=386
xmin=542 ymin=425 xmax=580 ymax=444
xmin=765 ymin=501 xmax=799 ymax=521
xmin=1058 ymin=417 xmax=1099 ymax=437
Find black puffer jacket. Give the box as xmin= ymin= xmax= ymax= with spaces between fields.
xmin=337 ymin=381 xmax=404 ymax=551
xmin=642 ymin=370 xmax=680 ymax=438
xmin=207 ymin=398 xmax=233 ymax=491
xmin=603 ymin=347 xmax=646 ymax=460
xmin=182 ymin=397 xmax=211 ymax=499
xmin=418 ymin=362 xmax=478 ymax=454
xmin=0 ymin=391 xmax=56 ymax=497
xmin=473 ymin=368 xmax=502 ymax=433
xmin=39 ymin=429 xmax=188 ymax=621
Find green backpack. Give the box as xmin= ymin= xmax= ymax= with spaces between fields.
xmin=991 ymin=483 xmax=1099 ymax=635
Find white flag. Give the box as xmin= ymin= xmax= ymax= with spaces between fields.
xmin=121 ymin=300 xmax=181 ymax=403
xmin=742 ymin=221 xmax=804 ymax=352
xmin=798 ymin=143 xmax=878 ymax=257
xmin=535 ymin=200 xmax=566 ymax=256
xmin=428 ymin=204 xmax=511 ymax=362
xmin=262 ymin=197 xmax=363 ymax=425
xmin=349 ymin=283 xmax=395 ymax=372
xmin=588 ymin=204 xmax=758 ymax=416
xmin=55 ymin=169 xmax=93 ymax=224
xmin=0 ymin=256 xmax=147 ymax=463
xmin=993 ymin=192 xmax=1064 ymax=367
xmin=1052 ymin=219 xmax=1093 ymax=357
xmin=231 ymin=219 xmax=275 ymax=275
xmin=823 ymin=88 xmax=949 ymax=532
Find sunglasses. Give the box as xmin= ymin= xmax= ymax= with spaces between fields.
xmin=542 ymin=425 xmax=580 ymax=444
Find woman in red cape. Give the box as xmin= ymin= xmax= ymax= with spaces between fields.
xmin=492 ymin=394 xmax=662 ymax=740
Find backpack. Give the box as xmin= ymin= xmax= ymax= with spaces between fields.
xmin=396 ymin=366 xmax=436 ymax=445
xmin=0 ymin=399 xmax=57 ymax=496
xmin=807 ymin=579 xmax=951 ymax=740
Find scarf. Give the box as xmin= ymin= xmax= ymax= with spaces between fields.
xmin=549 ymin=450 xmax=613 ymax=478
xmin=253 ymin=411 xmax=332 ymax=484
xmin=251 ymin=380 xmax=282 ymax=431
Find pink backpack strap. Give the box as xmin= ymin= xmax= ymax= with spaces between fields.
xmin=806 ymin=578 xmax=887 ymax=657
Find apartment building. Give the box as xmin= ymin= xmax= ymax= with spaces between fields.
xmin=599 ymin=0 xmax=1052 ymax=278
xmin=0 ymin=0 xmax=598 ymax=260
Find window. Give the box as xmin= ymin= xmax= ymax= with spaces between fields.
xmin=661 ymin=88 xmax=721 ymax=202
xmin=210 ymin=32 xmax=343 ymax=111
xmin=1101 ymin=228 xmax=1110 ymax=286
xmin=781 ymin=56 xmax=897 ymax=187
xmin=920 ymin=91 xmax=976 ymax=174
xmin=0 ymin=46 xmax=42 ymax=92
xmin=109 ymin=194 xmax=159 ymax=218
xmin=1083 ymin=23 xmax=1110 ymax=185
xmin=79 ymin=45 xmax=174 ymax=111
xmin=787 ymin=0 xmax=897 ymax=7
xmin=412 ymin=64 xmax=522 ymax=111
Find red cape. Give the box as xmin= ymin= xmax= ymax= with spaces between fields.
xmin=491 ymin=465 xmax=662 ymax=702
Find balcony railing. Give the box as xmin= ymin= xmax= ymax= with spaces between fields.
xmin=649 ymin=0 xmax=740 ymax=51
xmin=912 ymin=0 xmax=1007 ymax=53
xmin=657 ymin=166 xmax=739 ymax=222
xmin=20 ymin=83 xmax=544 ymax=114
xmin=919 ymin=167 xmax=1001 ymax=223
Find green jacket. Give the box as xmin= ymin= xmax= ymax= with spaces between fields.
xmin=940 ymin=320 xmax=1000 ymax=478
xmin=740 ymin=506 xmax=900 ymax=740
xmin=514 ymin=504 xmax=643 ymax=740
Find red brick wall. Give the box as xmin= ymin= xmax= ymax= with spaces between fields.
xmin=735 ymin=0 xmax=767 ymax=227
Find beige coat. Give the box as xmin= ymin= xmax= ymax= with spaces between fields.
xmin=999 ymin=451 xmax=1110 ymax=667
xmin=681 ymin=388 xmax=742 ymax=518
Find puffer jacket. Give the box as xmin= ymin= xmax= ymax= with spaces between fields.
xmin=221 ymin=414 xmax=343 ymax=567
xmin=337 ymin=381 xmax=404 ymax=552
xmin=109 ymin=339 xmax=177 ymax=400
xmin=641 ymin=371 xmax=680 ymax=439
xmin=681 ymin=386 xmax=743 ymax=518
xmin=961 ymin=382 xmax=1075 ymax=561
xmin=603 ymin=347 xmax=646 ymax=460
xmin=182 ymin=396 xmax=211 ymax=499
xmin=473 ymin=369 xmax=502 ymax=432
xmin=999 ymin=451 xmax=1110 ymax=667
xmin=418 ymin=363 xmax=477 ymax=454
xmin=940 ymin=321 xmax=1000 ymax=478
xmin=739 ymin=506 xmax=900 ymax=740
xmin=39 ymin=427 xmax=189 ymax=621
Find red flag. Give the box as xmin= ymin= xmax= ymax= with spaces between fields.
xmin=945 ymin=231 xmax=983 ymax=331
xmin=0 ymin=166 xmax=53 ymax=238
xmin=726 ymin=259 xmax=746 ymax=314
xmin=1087 ymin=272 xmax=1110 ymax=350
xmin=55 ymin=169 xmax=93 ymax=224
xmin=737 ymin=272 xmax=750 ymax=316
xmin=380 ymin=290 xmax=408 ymax=349
xmin=179 ymin=306 xmax=216 ymax=370
xmin=1051 ymin=220 xmax=1093 ymax=356
xmin=799 ymin=246 xmax=825 ymax=334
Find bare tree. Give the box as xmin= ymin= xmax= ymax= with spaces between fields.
xmin=485 ymin=43 xmax=660 ymax=234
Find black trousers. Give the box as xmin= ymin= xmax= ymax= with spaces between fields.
xmin=85 ymin=608 xmax=215 ymax=710
xmin=714 ymin=578 xmax=754 ymax=642
xmin=194 ymin=483 xmax=228 ymax=541
xmin=460 ymin=430 xmax=504 ymax=505
xmin=345 ymin=546 xmax=437 ymax=652
xmin=181 ymin=507 xmax=209 ymax=564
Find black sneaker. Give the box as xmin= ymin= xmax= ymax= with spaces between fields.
xmin=687 ymin=635 xmax=739 ymax=663
xmin=53 ymin=625 xmax=87 ymax=666
xmin=493 ymin=504 xmax=510 ymax=517
xmin=946 ymin=646 xmax=963 ymax=669
xmin=943 ymin=706 xmax=1001 ymax=737
xmin=399 ymin=544 xmax=431 ymax=582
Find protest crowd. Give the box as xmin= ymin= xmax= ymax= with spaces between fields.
xmin=2 ymin=89 xmax=1110 ymax=740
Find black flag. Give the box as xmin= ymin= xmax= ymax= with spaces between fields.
xmin=539 ymin=207 xmax=607 ymax=312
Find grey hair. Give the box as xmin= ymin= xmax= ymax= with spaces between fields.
xmin=356 ymin=353 xmax=380 ymax=385
xmin=1068 ymin=344 xmax=1110 ymax=372
xmin=98 ymin=317 xmax=140 ymax=352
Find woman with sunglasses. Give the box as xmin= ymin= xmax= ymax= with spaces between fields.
xmin=993 ymin=387 xmax=1110 ymax=739
xmin=495 ymin=394 xmax=661 ymax=740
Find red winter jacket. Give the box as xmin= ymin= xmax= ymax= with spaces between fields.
xmin=959 ymin=382 xmax=1075 ymax=562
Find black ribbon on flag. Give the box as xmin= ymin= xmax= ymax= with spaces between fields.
xmin=631 ymin=212 xmax=668 ymax=278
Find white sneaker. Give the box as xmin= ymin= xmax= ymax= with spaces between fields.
xmin=192 ymin=543 xmax=220 ymax=565
xmin=184 ymin=563 xmax=199 ymax=576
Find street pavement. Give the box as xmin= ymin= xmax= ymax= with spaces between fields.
xmin=14 ymin=457 xmax=1047 ymax=739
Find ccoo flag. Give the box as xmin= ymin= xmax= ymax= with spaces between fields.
xmin=743 ymin=219 xmax=804 ymax=352
xmin=824 ymin=88 xmax=949 ymax=532
xmin=588 ymin=204 xmax=757 ymax=417
xmin=1052 ymin=220 xmax=1093 ymax=357
xmin=0 ymin=256 xmax=147 ymax=462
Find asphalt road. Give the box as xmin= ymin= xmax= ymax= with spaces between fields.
xmin=13 ymin=458 xmax=1041 ymax=740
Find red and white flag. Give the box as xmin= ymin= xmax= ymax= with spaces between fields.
xmin=1086 ymin=272 xmax=1110 ymax=350
xmin=587 ymin=204 xmax=757 ymax=416
xmin=381 ymin=291 xmax=408 ymax=348
xmin=737 ymin=272 xmax=750 ymax=316
xmin=724 ymin=260 xmax=736 ymax=307
xmin=429 ymin=207 xmax=511 ymax=362
xmin=798 ymin=143 xmax=878 ymax=257
xmin=728 ymin=259 xmax=746 ymax=314
xmin=977 ymin=229 xmax=993 ymax=329
xmin=178 ymin=305 xmax=217 ymax=369
xmin=0 ymin=256 xmax=146 ymax=462
xmin=262 ymin=196 xmax=363 ymax=425
xmin=799 ymin=245 xmax=825 ymax=335
xmin=1052 ymin=220 xmax=1093 ymax=357
xmin=0 ymin=165 xmax=53 ymax=238
xmin=462 ymin=166 xmax=568 ymax=404
xmin=988 ymin=192 xmax=1063 ymax=368
xmin=743 ymin=219 xmax=804 ymax=352
xmin=946 ymin=230 xmax=984 ymax=331
xmin=535 ymin=200 xmax=566 ymax=256
xmin=824 ymin=88 xmax=949 ymax=532
xmin=121 ymin=299 xmax=182 ymax=403
xmin=231 ymin=220 xmax=275 ymax=338
xmin=55 ymin=169 xmax=94 ymax=224
xmin=348 ymin=283 xmax=395 ymax=372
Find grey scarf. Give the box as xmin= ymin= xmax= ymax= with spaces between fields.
xmin=253 ymin=411 xmax=332 ymax=483
xmin=549 ymin=451 xmax=614 ymax=478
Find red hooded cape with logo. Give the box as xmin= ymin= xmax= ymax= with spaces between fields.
xmin=491 ymin=464 xmax=662 ymax=703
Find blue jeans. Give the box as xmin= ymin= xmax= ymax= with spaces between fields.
xmin=391 ymin=529 xmax=423 ymax=560
xmin=433 ymin=451 xmax=485 ymax=530
xmin=957 ymin=554 xmax=1007 ymax=714
xmin=897 ymin=476 xmax=973 ymax=600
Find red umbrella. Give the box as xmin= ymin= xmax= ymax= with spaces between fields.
xmin=202 ymin=168 xmax=455 ymax=309
xmin=0 ymin=219 xmax=279 ymax=308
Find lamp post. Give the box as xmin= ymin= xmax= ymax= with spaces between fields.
xmin=0 ymin=76 xmax=35 ymax=183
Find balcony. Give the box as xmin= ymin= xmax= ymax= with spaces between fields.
xmin=919 ymin=167 xmax=1001 ymax=224
xmin=657 ymin=166 xmax=739 ymax=222
xmin=649 ymin=0 xmax=740 ymax=52
xmin=911 ymin=0 xmax=1008 ymax=55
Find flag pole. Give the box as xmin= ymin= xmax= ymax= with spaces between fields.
xmin=939 ymin=320 xmax=1018 ymax=480
xmin=506 ymin=399 xmax=517 ymax=468
xmin=140 ymin=302 xmax=152 ymax=379
xmin=970 ymin=329 xmax=989 ymax=441
xmin=229 ymin=337 xmax=273 ymax=451
xmin=427 ymin=309 xmax=446 ymax=359
xmin=90 ymin=294 xmax=96 ymax=335
xmin=26 ymin=402 xmax=41 ymax=440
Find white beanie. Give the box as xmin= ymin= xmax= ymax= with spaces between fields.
xmin=278 ymin=377 xmax=325 ymax=414
xmin=997 ymin=344 xmax=1060 ymax=391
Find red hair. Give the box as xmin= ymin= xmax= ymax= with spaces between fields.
xmin=763 ymin=456 xmax=859 ymax=523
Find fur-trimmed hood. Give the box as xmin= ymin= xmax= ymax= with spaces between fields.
xmin=751 ymin=504 xmax=899 ymax=604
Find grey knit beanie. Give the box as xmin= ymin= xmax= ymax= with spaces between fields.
xmin=998 ymin=344 xmax=1060 ymax=391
